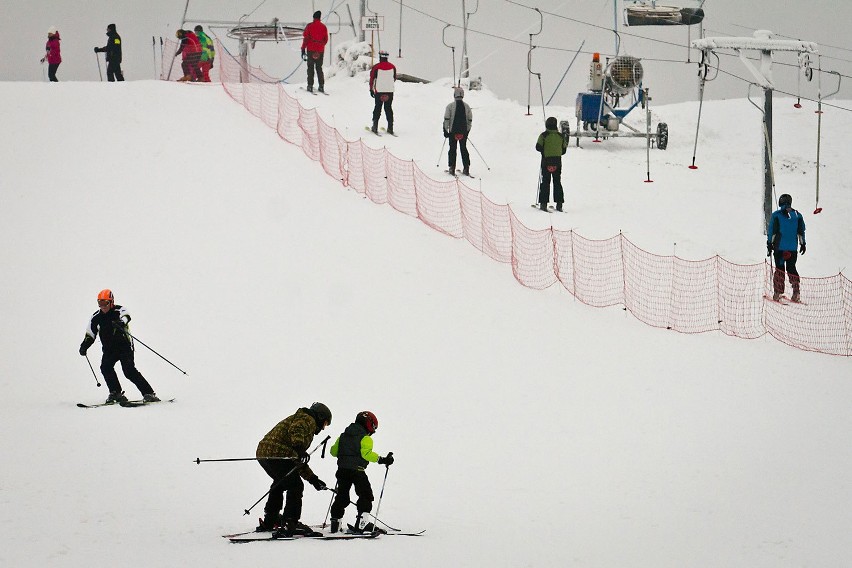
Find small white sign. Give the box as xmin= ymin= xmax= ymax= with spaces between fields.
xmin=361 ymin=16 xmax=384 ymax=31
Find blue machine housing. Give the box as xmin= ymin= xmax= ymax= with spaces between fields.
xmin=576 ymin=89 xmax=646 ymax=124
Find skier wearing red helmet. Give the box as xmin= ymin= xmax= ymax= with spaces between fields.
xmin=329 ymin=410 xmax=394 ymax=534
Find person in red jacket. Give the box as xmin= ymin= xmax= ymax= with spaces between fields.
xmin=301 ymin=11 xmax=328 ymax=93
xmin=369 ymin=51 xmax=397 ymax=134
xmin=175 ymin=29 xmax=202 ymax=82
xmin=41 ymin=27 xmax=62 ymax=82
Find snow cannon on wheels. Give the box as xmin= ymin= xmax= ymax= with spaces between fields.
xmin=569 ymin=53 xmax=668 ymax=150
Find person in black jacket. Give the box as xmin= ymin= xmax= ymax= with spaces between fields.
xmin=78 ymin=289 xmax=158 ymax=404
xmin=94 ymin=23 xmax=124 ymax=81
xmin=329 ymin=411 xmax=394 ymax=534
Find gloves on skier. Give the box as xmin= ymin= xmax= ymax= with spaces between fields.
xmin=378 ymin=452 xmax=394 ymax=466
xmin=298 ymin=451 xmax=311 ymax=465
xmin=309 ymin=476 xmax=327 ymax=491
xmin=301 ymin=49 xmax=307 ymax=61
xmin=40 ymin=57 xmax=46 ymax=63
xmin=799 ymin=243 xmax=806 ymax=255
xmin=766 ymin=242 xmax=773 ymax=257
xmin=93 ymin=47 xmax=100 ymax=53
xmin=443 ymin=129 xmax=449 ymax=139
xmin=79 ymin=336 xmax=94 ymax=356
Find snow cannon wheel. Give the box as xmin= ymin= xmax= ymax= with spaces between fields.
xmin=656 ymin=122 xmax=668 ymax=150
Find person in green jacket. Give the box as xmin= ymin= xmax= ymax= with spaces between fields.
xmin=255 ymin=402 xmax=331 ymax=535
xmin=535 ymin=116 xmax=568 ymax=211
xmin=193 ymin=25 xmax=215 ymax=82
xmin=329 ymin=411 xmax=394 ymax=534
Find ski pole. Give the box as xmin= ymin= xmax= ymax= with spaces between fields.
xmin=243 ymin=435 xmax=330 ymax=516
xmin=152 ymin=36 xmax=157 ymax=79
xmin=322 ymin=481 xmax=339 ymax=528
xmin=95 ymin=52 xmax=103 ymax=81
xmin=370 ymin=452 xmax=392 ymax=534
xmin=84 ymin=353 xmax=102 ymax=387
xmin=467 ymin=139 xmax=491 ymax=170
xmin=194 ymin=456 xmax=306 ymax=464
xmin=112 ymin=322 xmax=187 ymax=375
xmin=436 ymin=137 xmax=447 ymax=167
xmin=323 ymin=487 xmax=400 ymax=532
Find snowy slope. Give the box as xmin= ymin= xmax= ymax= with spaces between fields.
xmin=0 ymin=79 xmax=850 ymax=568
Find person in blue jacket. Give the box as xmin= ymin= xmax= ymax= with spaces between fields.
xmin=328 ymin=411 xmax=394 ymax=534
xmin=767 ymin=193 xmax=806 ymax=302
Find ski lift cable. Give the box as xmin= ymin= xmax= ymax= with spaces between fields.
xmin=705 ymin=62 xmax=851 ymax=113
xmin=385 ymin=0 xmax=852 ymax=95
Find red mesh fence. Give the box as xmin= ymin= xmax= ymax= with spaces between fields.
xmin=211 ymin=40 xmax=852 ymax=356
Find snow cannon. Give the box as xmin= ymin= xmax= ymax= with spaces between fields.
xmin=570 ymin=53 xmax=667 ymax=150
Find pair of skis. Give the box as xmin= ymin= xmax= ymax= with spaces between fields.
xmin=445 ymin=169 xmax=475 ymax=179
xmin=764 ymin=294 xmax=807 ymax=306
xmin=228 ymin=529 xmax=424 ymax=543
xmin=299 ymin=86 xmax=329 ymax=96
xmin=365 ymin=126 xmax=397 ymax=137
xmin=76 ymin=398 xmax=175 ymax=409
xmin=530 ymin=204 xmax=565 ymax=213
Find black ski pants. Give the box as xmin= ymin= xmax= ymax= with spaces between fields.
xmin=306 ymin=51 xmax=324 ymax=89
xmin=259 ymin=458 xmax=305 ymax=524
xmin=539 ymin=162 xmax=564 ymax=206
xmin=106 ymin=60 xmax=124 ymax=82
xmin=48 ymin=63 xmax=60 ymax=82
xmin=100 ymin=345 xmax=154 ymax=395
xmin=448 ymin=134 xmax=470 ymax=171
xmin=330 ymin=468 xmax=374 ymax=520
xmin=372 ymin=93 xmax=394 ymax=129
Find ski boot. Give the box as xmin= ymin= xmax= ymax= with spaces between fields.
xmin=105 ymin=390 xmax=128 ymax=404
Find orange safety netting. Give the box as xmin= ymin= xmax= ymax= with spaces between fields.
xmin=207 ymin=41 xmax=852 ymax=356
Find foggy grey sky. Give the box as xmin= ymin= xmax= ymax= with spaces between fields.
xmin=2 ymin=0 xmax=849 ymax=107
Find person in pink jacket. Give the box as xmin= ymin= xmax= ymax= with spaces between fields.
xmin=41 ymin=27 xmax=61 ymax=82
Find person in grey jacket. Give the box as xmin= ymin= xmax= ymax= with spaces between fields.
xmin=443 ymin=86 xmax=473 ymax=176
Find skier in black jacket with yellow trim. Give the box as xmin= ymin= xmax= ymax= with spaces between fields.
xmin=94 ymin=23 xmax=124 ymax=81
xmin=78 ymin=289 xmax=158 ymax=404
xmin=329 ymin=410 xmax=394 ymax=533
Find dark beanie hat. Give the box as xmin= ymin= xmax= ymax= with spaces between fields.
xmin=107 ymin=23 xmax=116 ymax=31
xmin=546 ymin=117 xmax=558 ymax=130
xmin=313 ymin=11 xmax=321 ymax=19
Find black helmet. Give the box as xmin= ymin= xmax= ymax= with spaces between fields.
xmin=310 ymin=402 xmax=332 ymax=426
xmin=778 ymin=194 xmax=792 ymax=209
xmin=356 ymin=411 xmax=379 ymax=434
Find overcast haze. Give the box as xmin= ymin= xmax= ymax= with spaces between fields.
xmin=3 ymin=0 xmax=850 ymax=106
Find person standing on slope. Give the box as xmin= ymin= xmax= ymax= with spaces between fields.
xmin=42 ymin=27 xmax=61 ymax=82
xmin=535 ymin=116 xmax=568 ymax=211
xmin=193 ymin=25 xmax=215 ymax=82
xmin=443 ymin=86 xmax=473 ymax=176
xmin=767 ymin=193 xmax=807 ymax=302
xmin=329 ymin=410 xmax=394 ymax=534
xmin=369 ymin=50 xmax=397 ymax=134
xmin=78 ymin=289 xmax=159 ymax=404
xmin=174 ymin=29 xmax=202 ymax=82
xmin=301 ymin=11 xmax=328 ymax=93
xmin=94 ymin=24 xmax=124 ymax=81
xmin=256 ymin=403 xmax=331 ymax=536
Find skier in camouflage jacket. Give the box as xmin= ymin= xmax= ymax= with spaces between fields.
xmin=255 ymin=403 xmax=331 ymax=533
